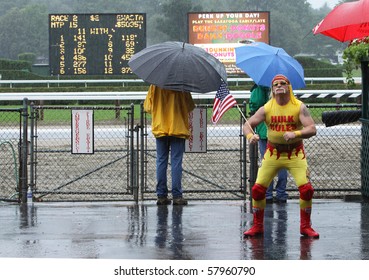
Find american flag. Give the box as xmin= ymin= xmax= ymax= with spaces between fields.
xmin=211 ymin=81 xmax=237 ymax=124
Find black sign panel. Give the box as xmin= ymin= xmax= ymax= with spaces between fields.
xmin=49 ymin=13 xmax=146 ymax=76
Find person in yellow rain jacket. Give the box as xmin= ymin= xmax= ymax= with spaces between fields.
xmin=243 ymin=74 xmax=319 ymax=238
xmin=144 ymin=85 xmax=195 ymax=206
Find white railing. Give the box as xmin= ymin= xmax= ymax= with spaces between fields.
xmin=0 ymin=89 xmax=362 ymax=101
xmin=0 ymin=77 xmax=362 ymax=88
xmin=227 ymin=77 xmax=362 ymax=86
xmin=0 ymin=79 xmax=144 ymax=88
xmin=0 ymin=77 xmax=363 ymax=101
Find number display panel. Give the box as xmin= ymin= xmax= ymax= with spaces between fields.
xmin=49 ymin=13 xmax=146 ymax=75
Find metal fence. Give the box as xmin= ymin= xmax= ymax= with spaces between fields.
xmin=0 ymin=97 xmax=363 ymax=203
xmin=30 ymin=104 xmax=136 ymax=202
xmin=0 ymin=108 xmax=22 ymax=201
xmin=362 ymin=120 xmax=369 ymax=197
xmin=295 ymin=104 xmax=361 ymax=197
xmin=140 ymin=103 xmax=248 ymax=201
xmin=140 ymin=102 xmax=362 ymax=201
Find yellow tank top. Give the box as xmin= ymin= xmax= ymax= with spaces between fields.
xmin=264 ymin=99 xmax=303 ymax=144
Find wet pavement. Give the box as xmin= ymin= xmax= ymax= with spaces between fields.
xmin=0 ymin=198 xmax=369 ymax=260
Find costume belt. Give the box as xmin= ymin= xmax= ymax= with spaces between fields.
xmin=267 ymin=140 xmax=303 ymax=153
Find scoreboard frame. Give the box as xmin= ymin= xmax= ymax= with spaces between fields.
xmin=49 ymin=13 xmax=146 ymax=76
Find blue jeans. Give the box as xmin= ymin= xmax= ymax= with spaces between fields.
xmin=259 ymin=139 xmax=288 ymax=200
xmin=156 ymin=136 xmax=185 ymax=198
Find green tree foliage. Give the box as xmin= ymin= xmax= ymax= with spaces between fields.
xmin=0 ymin=0 xmax=28 ymax=16
xmin=0 ymin=4 xmax=48 ymax=59
xmin=155 ymin=0 xmax=202 ymax=42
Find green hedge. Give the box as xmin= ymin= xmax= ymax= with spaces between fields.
xmin=0 ymin=56 xmax=344 ymax=82
xmin=18 ymin=53 xmax=36 ymax=64
xmin=0 ymin=69 xmax=43 ymax=80
xmin=0 ymin=59 xmax=32 ymax=71
xmin=304 ymin=67 xmax=343 ymax=77
xmin=296 ymin=56 xmax=343 ymax=77
xmin=0 ymin=56 xmax=344 ymax=79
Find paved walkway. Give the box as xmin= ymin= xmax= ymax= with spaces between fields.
xmin=0 ymin=198 xmax=368 ymax=260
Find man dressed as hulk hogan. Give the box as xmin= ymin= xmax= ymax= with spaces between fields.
xmin=243 ymin=74 xmax=319 ymax=238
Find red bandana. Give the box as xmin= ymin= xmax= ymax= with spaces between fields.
xmin=271 ymin=74 xmax=290 ymax=85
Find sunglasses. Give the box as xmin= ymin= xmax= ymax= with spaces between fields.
xmin=272 ymin=81 xmax=288 ymax=86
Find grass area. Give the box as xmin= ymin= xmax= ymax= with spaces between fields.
xmin=0 ymin=102 xmax=362 ymax=125
xmin=0 ymin=104 xmax=141 ymax=124
xmin=351 ymin=69 xmax=362 ymax=77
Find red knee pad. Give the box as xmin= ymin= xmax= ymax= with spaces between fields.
xmin=252 ymin=184 xmax=266 ymax=200
xmin=299 ymin=182 xmax=314 ymax=201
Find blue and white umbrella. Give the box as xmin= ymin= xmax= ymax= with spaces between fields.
xmin=235 ymin=42 xmax=306 ymax=89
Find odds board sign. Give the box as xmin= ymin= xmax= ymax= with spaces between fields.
xmin=186 ymin=108 xmax=207 ymax=153
xmin=49 ymin=13 xmax=146 ymax=76
xmin=71 ymin=110 xmax=94 ymax=154
xmin=188 ymin=12 xmax=270 ymax=74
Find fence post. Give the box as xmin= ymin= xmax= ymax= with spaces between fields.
xmin=362 ymin=60 xmax=369 ymax=119
xmin=241 ymin=101 xmax=248 ymax=200
xmin=249 ymin=142 xmax=259 ymax=200
xmin=29 ymin=103 xmax=36 ymax=199
xmin=140 ymin=102 xmax=145 ymax=201
xmin=133 ymin=123 xmax=140 ymax=202
xmin=115 ymin=100 xmax=121 ymax=119
xmin=361 ymin=59 xmax=369 ymax=198
xmin=129 ymin=103 xmax=139 ymax=202
xmin=20 ymin=98 xmax=29 ymax=203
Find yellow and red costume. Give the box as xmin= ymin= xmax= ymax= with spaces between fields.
xmin=244 ymin=75 xmax=319 ymax=238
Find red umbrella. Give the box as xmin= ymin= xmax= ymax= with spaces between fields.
xmin=312 ymin=0 xmax=369 ymax=42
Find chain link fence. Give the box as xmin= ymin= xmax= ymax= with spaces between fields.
xmin=0 ymin=108 xmax=22 ymax=201
xmin=140 ymin=104 xmax=248 ymax=201
xmin=0 ymin=98 xmax=363 ymax=202
xmin=30 ymin=104 xmax=136 ymax=202
xmin=141 ymin=102 xmax=362 ymax=201
xmin=291 ymin=104 xmax=361 ymax=198
xmin=362 ymin=120 xmax=369 ymax=197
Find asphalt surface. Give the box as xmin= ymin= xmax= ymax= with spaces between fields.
xmin=0 ymin=198 xmax=368 ymax=260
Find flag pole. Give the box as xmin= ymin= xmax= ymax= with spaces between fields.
xmin=236 ymin=104 xmax=255 ymax=135
xmin=212 ymin=80 xmax=255 ymax=134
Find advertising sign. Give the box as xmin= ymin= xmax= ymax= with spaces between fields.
xmin=188 ymin=12 xmax=270 ymax=74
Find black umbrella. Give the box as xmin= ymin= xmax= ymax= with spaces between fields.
xmin=128 ymin=41 xmax=227 ymax=93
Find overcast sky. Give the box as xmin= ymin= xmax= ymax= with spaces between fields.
xmin=307 ymin=0 xmax=340 ymax=9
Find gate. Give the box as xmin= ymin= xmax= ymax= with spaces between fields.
xmin=30 ymin=104 xmax=136 ymax=202
xmin=140 ymin=103 xmax=249 ymax=201
xmin=0 ymin=108 xmax=22 ymax=202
